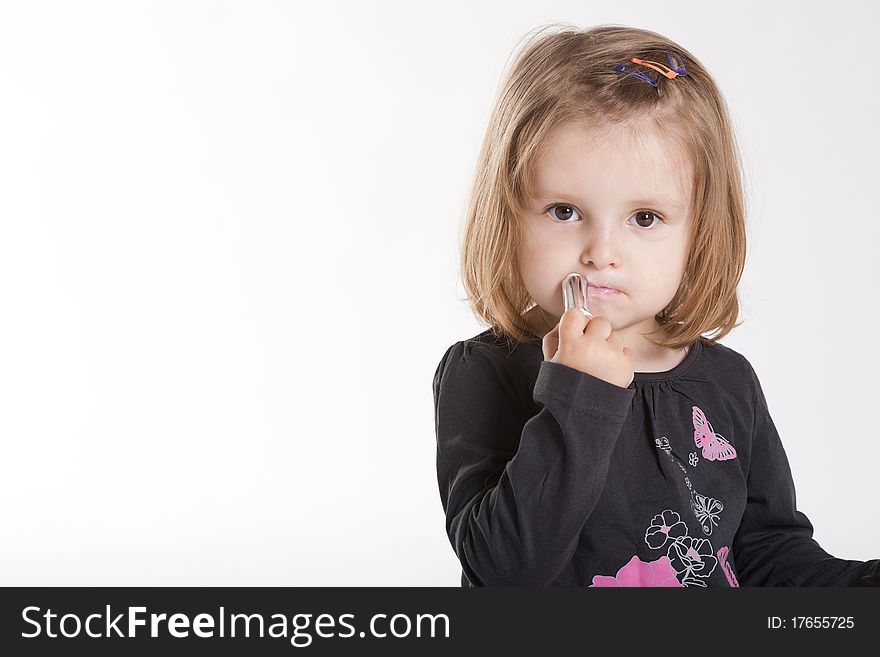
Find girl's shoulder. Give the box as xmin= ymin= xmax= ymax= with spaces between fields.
xmin=433 ymin=329 xmax=541 ymax=420
xmin=693 ymin=337 xmax=743 ymax=366
xmin=694 ymin=338 xmax=762 ymax=396
xmin=443 ymin=328 xmax=542 ymax=371
xmin=433 ymin=329 xmax=541 ymax=391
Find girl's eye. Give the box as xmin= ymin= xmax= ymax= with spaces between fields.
xmin=545 ymin=204 xmax=665 ymax=230
xmin=630 ymin=210 xmax=665 ymax=230
xmin=547 ymin=204 xmax=580 ymax=222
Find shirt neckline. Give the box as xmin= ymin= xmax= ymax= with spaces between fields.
xmin=631 ymin=338 xmax=702 ymax=383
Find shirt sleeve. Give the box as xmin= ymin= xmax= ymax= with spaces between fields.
xmin=731 ymin=360 xmax=880 ymax=586
xmin=433 ymin=339 xmax=635 ymax=586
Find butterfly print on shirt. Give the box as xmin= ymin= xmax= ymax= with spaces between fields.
xmin=691 ymin=492 xmax=723 ymax=535
xmin=654 ymin=436 xmax=725 ymax=536
xmin=692 ymin=406 xmax=737 ymax=461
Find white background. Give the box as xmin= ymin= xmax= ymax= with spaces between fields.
xmin=1 ymin=0 xmax=877 ymax=585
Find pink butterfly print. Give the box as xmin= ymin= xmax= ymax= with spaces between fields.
xmin=692 ymin=406 xmax=737 ymax=461
xmin=717 ymin=546 xmax=740 ymax=587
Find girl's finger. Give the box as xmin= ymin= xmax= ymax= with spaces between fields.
xmin=559 ymin=307 xmax=589 ymax=340
xmin=542 ymin=323 xmax=560 ymax=361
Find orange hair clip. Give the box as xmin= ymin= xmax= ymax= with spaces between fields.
xmin=613 ymin=52 xmax=688 ymax=89
xmin=630 ymin=57 xmax=681 ymax=79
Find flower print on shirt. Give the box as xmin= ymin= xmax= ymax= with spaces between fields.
xmin=643 ymin=507 xmax=728 ymax=587
xmin=717 ymin=546 xmax=740 ymax=587
xmin=692 ymin=405 xmax=737 ymax=461
xmin=645 ymin=510 xmax=689 ymax=549
xmin=667 ymin=536 xmax=718 ymax=587
xmin=689 ymin=451 xmax=698 ymax=467
xmin=589 ymin=555 xmax=684 ymax=587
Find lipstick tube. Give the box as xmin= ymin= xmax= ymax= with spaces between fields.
xmin=562 ymin=272 xmax=593 ymax=319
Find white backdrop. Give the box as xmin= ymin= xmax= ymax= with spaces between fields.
xmin=1 ymin=0 xmax=877 ymax=585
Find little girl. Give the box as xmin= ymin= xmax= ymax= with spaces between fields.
xmin=432 ymin=24 xmax=880 ymax=587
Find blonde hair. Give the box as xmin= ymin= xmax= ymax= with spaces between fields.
xmin=459 ymin=23 xmax=747 ymax=350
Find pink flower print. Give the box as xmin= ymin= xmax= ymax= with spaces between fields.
xmin=590 ymin=555 xmax=684 ymax=587
xmin=645 ymin=509 xmax=688 ymax=549
xmin=717 ymin=546 xmax=740 ymax=587
xmin=692 ymin=405 xmax=737 ymax=461
xmin=667 ymin=536 xmax=718 ymax=587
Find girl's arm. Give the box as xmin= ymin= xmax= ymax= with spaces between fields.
xmin=433 ymin=339 xmax=634 ymax=586
xmin=731 ymin=363 xmax=880 ymax=586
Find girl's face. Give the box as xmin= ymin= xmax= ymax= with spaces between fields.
xmin=518 ymin=119 xmax=693 ymax=348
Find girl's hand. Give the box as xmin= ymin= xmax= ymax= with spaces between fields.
xmin=542 ymin=308 xmax=635 ymax=389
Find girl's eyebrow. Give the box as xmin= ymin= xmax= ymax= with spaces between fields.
xmin=534 ymin=190 xmax=685 ymax=210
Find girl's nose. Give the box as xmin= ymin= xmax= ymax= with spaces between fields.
xmin=580 ymin=234 xmax=619 ymax=270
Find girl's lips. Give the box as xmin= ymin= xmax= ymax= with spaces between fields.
xmin=588 ymin=284 xmax=622 ymax=296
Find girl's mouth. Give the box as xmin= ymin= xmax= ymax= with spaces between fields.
xmin=587 ymin=284 xmax=622 ymax=297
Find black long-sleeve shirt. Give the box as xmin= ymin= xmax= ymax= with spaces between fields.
xmin=433 ymin=329 xmax=880 ymax=587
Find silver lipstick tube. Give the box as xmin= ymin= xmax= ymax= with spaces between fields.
xmin=562 ymin=272 xmax=593 ymax=319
